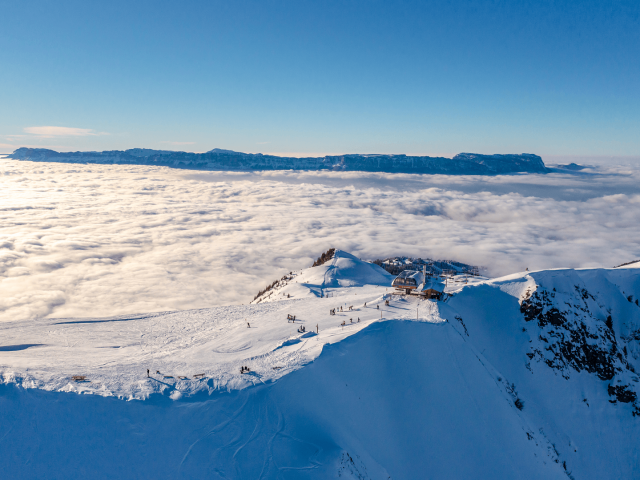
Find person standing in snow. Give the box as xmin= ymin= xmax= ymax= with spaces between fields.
xmin=147 ymin=369 xmax=149 ymax=378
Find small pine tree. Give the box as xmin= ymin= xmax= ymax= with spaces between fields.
xmin=312 ymin=248 xmax=336 ymax=267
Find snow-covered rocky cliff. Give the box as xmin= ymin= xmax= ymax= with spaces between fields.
xmin=7 ymin=147 xmax=547 ymax=174
xmin=1 ymin=252 xmax=638 ymax=479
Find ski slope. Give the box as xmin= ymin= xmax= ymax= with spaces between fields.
xmin=0 ymin=252 xmax=423 ymax=400
xmin=1 ymin=252 xmax=639 ymax=479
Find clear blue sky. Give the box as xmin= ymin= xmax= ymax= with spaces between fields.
xmin=1 ymin=0 xmax=638 ymax=156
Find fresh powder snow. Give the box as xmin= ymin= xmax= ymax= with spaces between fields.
xmin=1 ymin=251 xmax=639 ymax=479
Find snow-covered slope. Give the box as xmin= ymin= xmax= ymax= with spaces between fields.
xmin=252 ymin=250 xmax=394 ymax=303
xmin=7 ymin=147 xmax=548 ymax=174
xmin=1 ymin=255 xmax=639 ymax=479
xmin=439 ymin=265 xmax=640 ymax=479
xmin=0 ymin=252 xmax=399 ymax=399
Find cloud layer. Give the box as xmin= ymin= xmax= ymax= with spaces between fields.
xmin=1 ymin=159 xmax=639 ymax=321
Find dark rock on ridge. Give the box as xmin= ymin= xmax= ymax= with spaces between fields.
xmin=520 ymin=282 xmax=640 ymax=414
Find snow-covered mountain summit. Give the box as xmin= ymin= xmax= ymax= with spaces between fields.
xmin=7 ymin=147 xmax=548 ymax=174
xmin=1 ymin=254 xmax=639 ymax=479
xmin=252 ymin=249 xmax=394 ymax=303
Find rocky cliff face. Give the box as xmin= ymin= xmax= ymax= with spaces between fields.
xmin=8 ymin=147 xmax=547 ymax=174
xmin=439 ymin=265 xmax=640 ymax=478
xmin=519 ymin=273 xmax=640 ymax=413
xmin=445 ymin=265 xmax=640 ymax=420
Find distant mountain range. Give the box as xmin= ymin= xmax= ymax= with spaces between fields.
xmin=7 ymin=147 xmax=548 ymax=175
xmin=373 ymin=255 xmax=479 ymax=275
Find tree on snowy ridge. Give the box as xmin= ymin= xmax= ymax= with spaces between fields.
xmin=312 ymin=248 xmax=336 ymax=267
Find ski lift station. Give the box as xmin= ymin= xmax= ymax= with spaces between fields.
xmin=391 ymin=269 xmax=445 ymax=299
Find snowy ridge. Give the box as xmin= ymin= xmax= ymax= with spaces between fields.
xmin=7 ymin=147 xmax=548 ymax=174
xmin=1 ymin=255 xmax=639 ymax=478
xmin=252 ymin=250 xmax=394 ymax=304
xmin=0 ymin=252 xmax=422 ymax=400
xmin=452 ymin=264 xmax=640 ymax=412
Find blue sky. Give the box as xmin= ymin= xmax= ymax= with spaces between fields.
xmin=1 ymin=0 xmax=638 ymax=156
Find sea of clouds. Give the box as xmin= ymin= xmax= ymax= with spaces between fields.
xmin=1 ymin=157 xmax=639 ymax=321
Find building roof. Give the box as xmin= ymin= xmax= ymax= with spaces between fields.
xmin=392 ymin=270 xmax=425 ymax=288
xmin=418 ymin=277 xmax=445 ymax=293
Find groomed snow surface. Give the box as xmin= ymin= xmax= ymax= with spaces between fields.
xmin=1 ymin=252 xmax=639 ymax=479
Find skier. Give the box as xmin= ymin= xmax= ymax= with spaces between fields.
xmin=147 ymin=369 xmax=149 ymax=378
xmin=247 ymin=322 xmax=250 ymax=328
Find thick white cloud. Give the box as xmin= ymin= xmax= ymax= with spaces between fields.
xmin=1 ymin=159 xmax=639 ymax=321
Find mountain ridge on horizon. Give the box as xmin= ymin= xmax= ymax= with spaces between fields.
xmin=6 ymin=147 xmax=548 ymax=175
